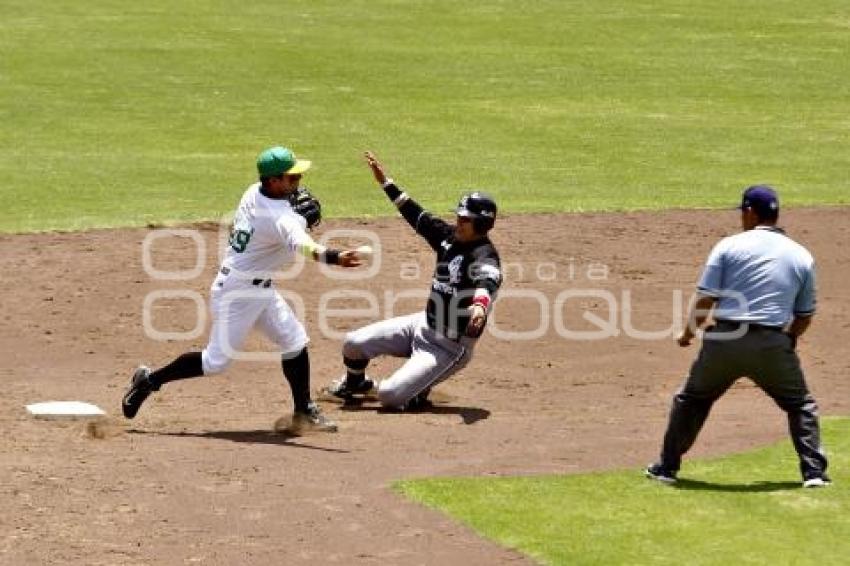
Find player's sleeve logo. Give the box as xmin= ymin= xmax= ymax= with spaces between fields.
xmin=475 ymin=263 xmax=502 ymax=285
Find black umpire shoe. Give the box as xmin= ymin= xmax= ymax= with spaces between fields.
xmin=122 ymin=366 xmax=157 ymax=419
xmin=645 ymin=463 xmax=677 ymax=484
xmin=802 ymin=473 xmax=832 ymax=488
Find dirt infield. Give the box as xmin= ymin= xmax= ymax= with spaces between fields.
xmin=2 ymin=209 xmax=848 ymax=565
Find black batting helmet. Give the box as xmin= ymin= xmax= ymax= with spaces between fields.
xmin=455 ymin=191 xmax=497 ymax=234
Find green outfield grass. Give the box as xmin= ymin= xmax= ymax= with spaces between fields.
xmin=397 ymin=417 xmax=848 ymax=565
xmin=2 ymin=0 xmax=849 ymax=232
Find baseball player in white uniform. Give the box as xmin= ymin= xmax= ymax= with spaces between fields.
xmin=123 ymin=146 xmax=362 ymax=433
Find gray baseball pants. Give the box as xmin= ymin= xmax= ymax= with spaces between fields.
xmin=342 ymin=312 xmax=475 ymax=409
xmin=659 ymin=323 xmax=828 ymax=479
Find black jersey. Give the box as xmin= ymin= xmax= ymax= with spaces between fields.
xmin=383 ymin=183 xmax=502 ymax=339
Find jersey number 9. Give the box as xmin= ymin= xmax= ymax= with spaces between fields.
xmin=229 ymin=227 xmax=253 ymax=253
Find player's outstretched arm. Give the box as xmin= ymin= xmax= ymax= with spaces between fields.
xmin=288 ymin=226 xmax=362 ymax=268
xmin=364 ymin=151 xmax=452 ymax=249
xmin=365 ymin=151 xmax=388 ymax=186
xmin=302 ymin=241 xmax=362 ymax=267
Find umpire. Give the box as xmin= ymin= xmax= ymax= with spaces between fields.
xmin=646 ymin=185 xmax=830 ymax=488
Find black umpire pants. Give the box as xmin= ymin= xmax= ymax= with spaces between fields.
xmin=659 ymin=323 xmax=828 ymax=479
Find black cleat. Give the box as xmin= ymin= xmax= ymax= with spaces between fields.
xmin=122 ymin=366 xmax=157 ymax=419
xmin=645 ymin=463 xmax=677 ymax=484
xmin=403 ymin=387 xmax=433 ymax=411
xmin=318 ymin=376 xmax=375 ymax=402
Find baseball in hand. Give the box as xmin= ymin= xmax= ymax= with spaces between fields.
xmin=356 ymin=245 xmax=373 ymax=257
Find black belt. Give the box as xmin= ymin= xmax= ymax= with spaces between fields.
xmin=714 ymin=320 xmax=784 ymax=332
xmin=220 ymin=267 xmax=272 ymax=288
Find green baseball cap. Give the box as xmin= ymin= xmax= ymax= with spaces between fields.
xmin=256 ymin=146 xmax=312 ymax=177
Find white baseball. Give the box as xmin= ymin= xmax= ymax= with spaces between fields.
xmin=356 ymin=245 xmax=373 ymax=257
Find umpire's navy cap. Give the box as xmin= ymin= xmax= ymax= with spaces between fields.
xmin=738 ymin=185 xmax=779 ymax=216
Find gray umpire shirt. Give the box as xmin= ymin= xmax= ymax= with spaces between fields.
xmin=697 ymin=226 xmax=816 ymax=326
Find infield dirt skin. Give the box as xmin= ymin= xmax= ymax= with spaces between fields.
xmin=1 ymin=209 xmax=848 ymax=565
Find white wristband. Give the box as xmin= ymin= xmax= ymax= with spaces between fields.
xmin=393 ymin=192 xmax=410 ymax=207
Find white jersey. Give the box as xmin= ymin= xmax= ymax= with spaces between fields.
xmin=201 ymin=182 xmax=313 ymax=374
xmin=222 ymin=182 xmax=313 ymax=276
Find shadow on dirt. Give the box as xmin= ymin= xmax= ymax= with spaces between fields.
xmin=127 ymin=429 xmax=351 ymax=452
xmin=338 ymin=400 xmax=491 ymax=425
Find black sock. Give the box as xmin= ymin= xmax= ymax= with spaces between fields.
xmin=149 ymin=352 xmax=204 ymax=388
xmin=344 ymin=356 xmax=369 ymax=385
xmin=282 ymin=348 xmax=311 ymax=413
